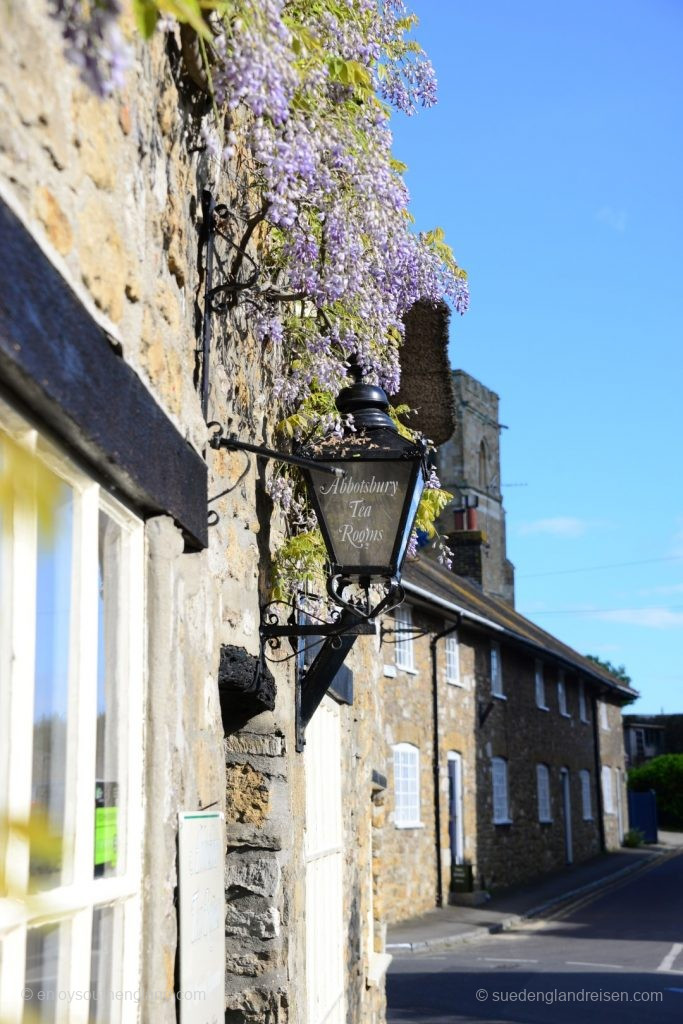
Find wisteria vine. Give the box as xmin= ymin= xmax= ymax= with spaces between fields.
xmin=48 ymin=0 xmax=468 ymax=594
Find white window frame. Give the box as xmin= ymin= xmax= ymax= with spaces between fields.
xmin=491 ymin=757 xmax=511 ymax=824
xmin=578 ymin=680 xmax=588 ymax=722
xmin=444 ymin=632 xmax=461 ymax=686
xmin=557 ymin=671 xmax=570 ymax=717
xmin=305 ymin=696 xmax=345 ymax=1023
xmin=392 ymin=743 xmax=421 ymax=828
xmin=490 ymin=642 xmax=504 ymax=698
xmin=394 ymin=604 xmax=415 ymax=673
xmin=0 ymin=411 xmax=144 ymax=1022
xmin=601 ymin=764 xmax=614 ymax=813
xmin=580 ymin=769 xmax=593 ymax=820
xmin=536 ymin=764 xmax=552 ymax=822
xmin=600 ymin=700 xmax=609 ymax=731
xmin=535 ymin=660 xmax=548 ymax=710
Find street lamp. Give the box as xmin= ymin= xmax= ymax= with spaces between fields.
xmin=209 ymin=361 xmax=429 ymax=749
xmin=298 ymin=361 xmax=428 ymax=615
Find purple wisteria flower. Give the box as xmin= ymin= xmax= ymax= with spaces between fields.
xmin=49 ymin=0 xmax=131 ymax=97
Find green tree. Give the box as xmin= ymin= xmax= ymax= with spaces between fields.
xmin=628 ymin=754 xmax=683 ymax=829
xmin=585 ymin=654 xmax=632 ymax=687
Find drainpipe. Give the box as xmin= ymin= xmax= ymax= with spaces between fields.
xmin=430 ymin=615 xmax=461 ymax=908
xmin=591 ymin=691 xmax=607 ymax=852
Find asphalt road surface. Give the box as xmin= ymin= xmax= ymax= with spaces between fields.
xmin=387 ymin=851 xmax=683 ymax=1024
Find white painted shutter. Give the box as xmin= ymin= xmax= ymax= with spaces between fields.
xmin=601 ymin=765 xmax=613 ymax=813
xmin=304 ymin=697 xmax=345 ymax=1024
xmin=491 ymin=758 xmax=509 ymax=822
xmin=536 ymin=764 xmax=551 ymax=821
xmin=580 ymin=770 xmax=592 ymax=819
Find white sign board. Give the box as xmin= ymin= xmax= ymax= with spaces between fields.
xmin=178 ymin=811 xmax=225 ymax=1024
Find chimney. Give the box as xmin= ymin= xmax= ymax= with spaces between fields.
xmin=447 ymin=527 xmax=486 ymax=588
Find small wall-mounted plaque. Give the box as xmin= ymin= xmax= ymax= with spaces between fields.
xmin=178 ymin=811 xmax=225 ymax=1023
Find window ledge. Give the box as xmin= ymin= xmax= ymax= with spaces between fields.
xmin=537 ymin=704 xmax=550 ymax=712
xmin=492 ymin=692 xmax=507 ymax=701
xmin=580 ymin=716 xmax=590 ymax=724
xmin=539 ymin=818 xmax=554 ymax=825
xmin=395 ymin=821 xmax=425 ymax=830
xmin=383 ymin=664 xmax=397 ymax=678
xmin=583 ymin=815 xmax=594 ymax=822
xmin=366 ymin=952 xmax=393 ymax=989
xmin=399 ymin=666 xmax=419 ymax=676
xmin=560 ymin=712 xmax=572 ymax=719
xmin=493 ymin=818 xmax=513 ymax=826
xmin=446 ymin=678 xmax=464 ymax=687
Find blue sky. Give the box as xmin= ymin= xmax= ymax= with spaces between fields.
xmin=391 ymin=0 xmax=683 ymax=713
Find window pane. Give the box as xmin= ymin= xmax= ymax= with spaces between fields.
xmin=0 ymin=438 xmax=9 ymax=880
xmin=95 ymin=512 xmax=125 ymax=878
xmin=90 ymin=904 xmax=121 ymax=1021
xmin=24 ymin=922 xmax=63 ymax=1022
xmin=30 ymin=481 xmax=73 ymax=891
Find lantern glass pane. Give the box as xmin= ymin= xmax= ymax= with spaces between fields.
xmin=308 ymin=459 xmax=415 ymax=571
xmin=395 ymin=471 xmax=425 ymax=569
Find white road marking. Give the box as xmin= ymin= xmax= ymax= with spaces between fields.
xmin=565 ymin=961 xmax=624 ymax=969
xmin=480 ymin=957 xmax=539 ymax=963
xmin=658 ymin=943 xmax=683 ymax=973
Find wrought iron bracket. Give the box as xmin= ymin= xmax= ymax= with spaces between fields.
xmin=295 ymin=610 xmax=370 ymax=752
xmin=208 ymin=422 xmax=343 ymax=477
xmin=261 ymin=620 xmax=376 ymax=640
xmin=258 ymin=599 xmax=377 ymax=751
xmin=379 ymin=623 xmax=430 ymax=646
xmin=200 ymin=191 xmax=260 ymax=420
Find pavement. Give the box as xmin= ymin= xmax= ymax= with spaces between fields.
xmin=387 ymin=833 xmax=683 ymax=954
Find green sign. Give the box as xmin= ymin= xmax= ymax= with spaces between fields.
xmin=95 ymin=806 xmax=118 ymax=867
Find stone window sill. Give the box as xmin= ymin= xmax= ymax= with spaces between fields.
xmin=366 ymin=952 xmax=393 ymax=989
xmin=446 ymin=677 xmax=464 ymax=687
xmin=395 ymin=821 xmax=425 ymax=830
xmin=492 ymin=692 xmax=507 ymax=701
xmin=539 ymin=818 xmax=553 ymax=825
xmin=398 ymin=666 xmax=419 ymax=676
xmin=383 ymin=664 xmax=397 ymax=678
xmin=560 ymin=711 xmax=572 ymax=719
xmin=493 ymin=818 xmax=513 ymax=826
xmin=537 ymin=704 xmax=550 ymax=712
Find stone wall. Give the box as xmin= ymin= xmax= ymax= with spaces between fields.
xmin=598 ymin=699 xmax=628 ymax=850
xmin=0 ymin=6 xmax=386 ymax=1021
xmin=437 ymin=371 xmax=515 ymax=605
xmin=474 ymin=643 xmax=603 ymax=890
xmin=379 ymin=597 xmax=630 ymax=921
xmin=380 ymin=603 xmax=478 ymax=924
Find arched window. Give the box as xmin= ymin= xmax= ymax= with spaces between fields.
xmin=392 ymin=743 xmax=421 ymax=827
xmin=478 ymin=439 xmax=488 ymax=489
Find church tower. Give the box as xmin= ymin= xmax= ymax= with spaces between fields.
xmin=436 ymin=370 xmax=515 ymax=605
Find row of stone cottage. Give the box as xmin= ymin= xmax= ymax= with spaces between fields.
xmin=0 ymin=8 xmax=634 ymax=1024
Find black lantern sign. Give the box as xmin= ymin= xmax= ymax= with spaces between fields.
xmin=299 ymin=363 xmax=427 ymax=611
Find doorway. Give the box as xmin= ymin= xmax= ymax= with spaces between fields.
xmin=560 ymin=767 xmax=573 ymax=865
xmin=447 ymin=752 xmax=464 ymax=871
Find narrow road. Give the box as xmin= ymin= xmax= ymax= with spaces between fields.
xmin=387 ymin=851 xmax=683 ymax=1023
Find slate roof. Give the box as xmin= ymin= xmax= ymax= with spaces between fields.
xmin=403 ymin=556 xmax=638 ymax=703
